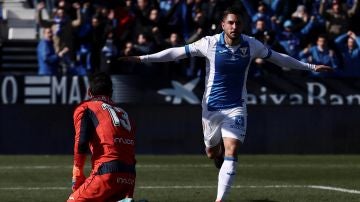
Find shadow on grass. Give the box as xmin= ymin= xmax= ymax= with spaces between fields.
xmin=249 ymin=199 xmax=279 ymax=202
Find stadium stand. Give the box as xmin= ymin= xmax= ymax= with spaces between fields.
xmin=0 ymin=0 xmax=42 ymax=73
xmin=0 ymin=0 xmax=359 ymax=77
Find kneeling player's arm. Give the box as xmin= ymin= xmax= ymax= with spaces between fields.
xmin=72 ymin=108 xmax=95 ymax=191
xmin=140 ymin=47 xmax=187 ymax=63
xmin=266 ymin=50 xmax=316 ymax=71
xmin=72 ymin=154 xmax=86 ymax=191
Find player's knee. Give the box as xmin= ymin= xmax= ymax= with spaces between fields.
xmin=206 ymin=148 xmax=218 ymax=159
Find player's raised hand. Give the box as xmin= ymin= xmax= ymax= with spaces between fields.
xmin=118 ymin=56 xmax=141 ymax=63
xmin=314 ymin=65 xmax=333 ymax=72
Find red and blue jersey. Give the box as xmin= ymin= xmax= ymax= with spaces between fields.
xmin=73 ymin=96 xmax=136 ymax=172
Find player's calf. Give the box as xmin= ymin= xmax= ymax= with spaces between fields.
xmin=206 ymin=141 xmax=224 ymax=169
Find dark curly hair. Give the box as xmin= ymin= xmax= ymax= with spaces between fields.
xmin=89 ymin=72 xmax=113 ymax=97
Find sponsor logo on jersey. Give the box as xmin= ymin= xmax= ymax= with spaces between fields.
xmin=218 ymin=49 xmax=228 ymax=54
xmin=114 ymin=137 xmax=134 ymax=145
xmin=117 ymin=177 xmax=135 ymax=185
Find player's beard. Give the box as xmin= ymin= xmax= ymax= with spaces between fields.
xmin=225 ymin=31 xmax=241 ymax=44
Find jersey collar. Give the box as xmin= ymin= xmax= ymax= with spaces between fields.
xmin=220 ymin=31 xmax=243 ymax=46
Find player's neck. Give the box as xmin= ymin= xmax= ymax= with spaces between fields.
xmin=224 ymin=35 xmax=240 ymax=46
xmin=90 ymin=95 xmax=113 ymax=103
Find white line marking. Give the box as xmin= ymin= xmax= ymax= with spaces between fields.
xmin=121 ymin=185 xmax=360 ymax=194
xmin=308 ymin=185 xmax=360 ymax=194
xmin=0 ymin=185 xmax=359 ymax=194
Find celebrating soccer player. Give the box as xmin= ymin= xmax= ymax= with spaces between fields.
xmin=67 ymin=72 xmax=136 ymax=202
xmin=119 ymin=7 xmax=332 ymax=202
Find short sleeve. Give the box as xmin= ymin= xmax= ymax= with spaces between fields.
xmin=250 ymin=37 xmax=272 ymax=59
xmin=185 ymin=36 xmax=211 ymax=57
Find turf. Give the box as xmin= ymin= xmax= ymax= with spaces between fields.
xmin=0 ymin=155 xmax=359 ymax=202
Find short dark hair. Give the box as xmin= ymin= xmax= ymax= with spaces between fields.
xmin=222 ymin=7 xmax=242 ymax=21
xmin=89 ymin=72 xmax=113 ymax=97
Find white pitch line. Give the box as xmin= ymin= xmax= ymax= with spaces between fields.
xmin=1 ymin=185 xmax=359 ymax=195
xmin=308 ymin=185 xmax=360 ymax=194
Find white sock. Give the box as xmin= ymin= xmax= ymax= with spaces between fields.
xmin=216 ymin=157 xmax=238 ymax=201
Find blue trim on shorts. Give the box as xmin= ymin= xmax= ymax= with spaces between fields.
xmin=224 ymin=156 xmax=238 ymax=162
xmin=184 ymin=45 xmax=191 ymax=58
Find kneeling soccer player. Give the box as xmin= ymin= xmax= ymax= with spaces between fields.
xmin=67 ymin=72 xmax=136 ymax=202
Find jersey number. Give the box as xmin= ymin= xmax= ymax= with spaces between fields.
xmin=102 ymin=103 xmax=131 ymax=132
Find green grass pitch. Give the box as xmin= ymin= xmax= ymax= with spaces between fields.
xmin=0 ymin=155 xmax=359 ymax=202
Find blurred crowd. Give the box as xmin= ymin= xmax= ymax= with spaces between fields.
xmin=34 ymin=0 xmax=360 ymax=79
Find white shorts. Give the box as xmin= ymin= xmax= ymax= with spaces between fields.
xmin=202 ymin=107 xmax=247 ymax=148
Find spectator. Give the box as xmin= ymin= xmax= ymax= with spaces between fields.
xmin=319 ymin=0 xmax=351 ymax=39
xmin=75 ymin=1 xmax=93 ymax=46
xmin=291 ymin=5 xmax=310 ymax=30
xmin=335 ymin=31 xmax=360 ymax=77
xmin=101 ymin=32 xmax=118 ymax=73
xmin=162 ymin=32 xmax=189 ymax=79
xmin=89 ymin=14 xmax=107 ymax=72
xmin=277 ymin=20 xmax=303 ymax=59
xmin=131 ymin=0 xmax=153 ymax=37
xmin=37 ymin=27 xmax=69 ymax=75
xmin=113 ymin=2 xmax=135 ymax=43
xmin=276 ymin=16 xmax=317 ymax=59
xmin=242 ymin=0 xmax=273 ymax=33
xmin=271 ymin=0 xmax=300 ymax=24
xmin=143 ymin=8 xmax=166 ymax=49
xmin=186 ymin=8 xmax=207 ymax=44
xmin=36 ymin=1 xmax=82 ymax=69
xmin=203 ymin=0 xmax=228 ymax=35
xmin=161 ymin=0 xmax=195 ymax=41
xmin=69 ymin=43 xmax=91 ymax=76
xmin=133 ymin=33 xmax=155 ymax=55
xmin=299 ymin=34 xmax=338 ymax=76
xmin=118 ymin=41 xmax=141 ymax=74
xmin=252 ymin=24 xmax=287 ymax=77
xmin=252 ymin=18 xmax=269 ymax=36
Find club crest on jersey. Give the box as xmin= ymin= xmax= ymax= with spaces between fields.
xmin=239 ymin=47 xmax=248 ymax=57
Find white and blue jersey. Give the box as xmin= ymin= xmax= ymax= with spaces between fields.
xmin=185 ymin=32 xmax=271 ymax=111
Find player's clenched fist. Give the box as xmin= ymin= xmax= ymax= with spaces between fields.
xmin=71 ymin=165 xmax=85 ymax=191
xmin=72 ymin=175 xmax=85 ymax=192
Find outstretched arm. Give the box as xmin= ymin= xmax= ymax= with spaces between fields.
xmin=119 ymin=47 xmax=187 ymax=63
xmin=266 ymin=50 xmax=333 ymax=72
